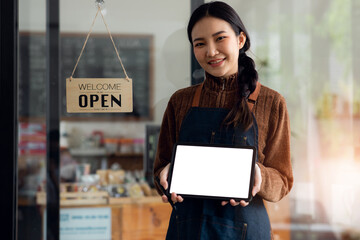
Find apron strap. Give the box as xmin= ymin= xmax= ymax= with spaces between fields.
xmin=247 ymin=81 xmax=261 ymax=112
xmin=191 ymin=81 xmax=261 ymax=111
xmin=192 ymin=82 xmax=204 ymax=107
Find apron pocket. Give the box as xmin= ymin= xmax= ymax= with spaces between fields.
xmin=200 ymin=215 xmax=247 ymax=240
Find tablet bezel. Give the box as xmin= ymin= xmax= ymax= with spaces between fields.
xmin=167 ymin=142 xmax=256 ymax=202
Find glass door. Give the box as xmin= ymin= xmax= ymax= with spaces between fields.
xmin=17 ymin=0 xmax=59 ymax=239
xmin=16 ymin=0 xmax=193 ymax=239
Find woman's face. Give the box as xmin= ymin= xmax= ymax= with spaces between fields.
xmin=191 ymin=17 xmax=246 ymax=78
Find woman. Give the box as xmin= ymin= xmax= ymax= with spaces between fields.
xmin=154 ymin=1 xmax=293 ymax=239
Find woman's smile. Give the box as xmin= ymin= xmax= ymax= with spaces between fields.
xmin=208 ymin=58 xmax=226 ymax=67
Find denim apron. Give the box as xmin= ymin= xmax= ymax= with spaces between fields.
xmin=165 ymin=82 xmax=271 ymax=240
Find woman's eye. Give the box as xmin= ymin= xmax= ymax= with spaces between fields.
xmin=194 ymin=42 xmax=204 ymax=47
xmin=216 ymin=36 xmax=226 ymax=41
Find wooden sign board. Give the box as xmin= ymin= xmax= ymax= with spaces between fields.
xmin=66 ymin=78 xmax=133 ymax=113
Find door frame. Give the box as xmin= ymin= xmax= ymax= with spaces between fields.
xmin=46 ymin=0 xmax=61 ymax=239
xmin=0 ymin=0 xmax=18 ymax=239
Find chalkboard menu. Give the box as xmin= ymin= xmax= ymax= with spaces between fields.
xmin=19 ymin=32 xmax=153 ymax=119
xmin=19 ymin=33 xmax=47 ymax=117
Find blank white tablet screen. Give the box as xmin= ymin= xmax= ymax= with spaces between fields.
xmin=169 ymin=145 xmax=254 ymax=199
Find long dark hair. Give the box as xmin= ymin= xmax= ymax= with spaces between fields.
xmin=187 ymin=1 xmax=258 ymax=130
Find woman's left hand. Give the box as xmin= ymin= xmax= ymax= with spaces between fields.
xmin=221 ymin=163 xmax=262 ymax=207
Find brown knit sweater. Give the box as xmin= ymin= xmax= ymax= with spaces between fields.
xmin=153 ymin=73 xmax=293 ymax=202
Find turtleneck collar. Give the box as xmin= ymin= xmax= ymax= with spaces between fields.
xmin=203 ymin=72 xmax=238 ymax=92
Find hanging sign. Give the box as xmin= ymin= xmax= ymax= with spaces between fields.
xmin=66 ymin=5 xmax=133 ymax=113
xmin=66 ymin=78 xmax=132 ymax=113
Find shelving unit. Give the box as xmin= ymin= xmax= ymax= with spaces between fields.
xmin=66 ymin=148 xmax=144 ymax=171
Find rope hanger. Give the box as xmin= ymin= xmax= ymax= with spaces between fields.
xmin=70 ymin=4 xmax=130 ymax=81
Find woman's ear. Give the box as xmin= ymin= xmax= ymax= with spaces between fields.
xmin=238 ymin=32 xmax=247 ymax=50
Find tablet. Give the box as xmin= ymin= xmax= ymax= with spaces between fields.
xmin=167 ymin=143 xmax=256 ymax=202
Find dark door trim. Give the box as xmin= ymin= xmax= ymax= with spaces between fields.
xmin=46 ymin=0 xmax=60 ymax=239
xmin=0 ymin=0 xmax=18 ymax=239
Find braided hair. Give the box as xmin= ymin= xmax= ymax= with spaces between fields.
xmin=187 ymin=1 xmax=258 ymax=130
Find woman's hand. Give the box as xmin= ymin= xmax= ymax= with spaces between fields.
xmin=159 ymin=163 xmax=184 ymax=203
xmin=221 ymin=163 xmax=262 ymax=207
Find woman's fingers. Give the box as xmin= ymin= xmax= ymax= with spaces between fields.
xmin=171 ymin=192 xmax=177 ymax=202
xmin=177 ymin=195 xmax=184 ymax=202
xmin=170 ymin=192 xmax=183 ymax=203
xmin=239 ymin=200 xmax=249 ymax=207
xmin=161 ymin=195 xmax=168 ymax=203
xmin=221 ymin=199 xmax=249 ymax=207
xmin=230 ymin=199 xmax=239 ymax=206
xmin=221 ymin=201 xmax=228 ymax=206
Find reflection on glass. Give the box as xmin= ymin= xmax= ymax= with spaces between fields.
xmin=206 ymin=0 xmax=360 ymax=239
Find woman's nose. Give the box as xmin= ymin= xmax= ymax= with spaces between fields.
xmin=206 ymin=43 xmax=218 ymax=57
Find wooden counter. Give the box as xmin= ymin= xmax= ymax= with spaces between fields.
xmin=36 ymin=193 xmax=172 ymax=240
xmin=115 ymin=201 xmax=171 ymax=240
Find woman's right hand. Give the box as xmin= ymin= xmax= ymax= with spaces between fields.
xmin=159 ymin=163 xmax=183 ymax=203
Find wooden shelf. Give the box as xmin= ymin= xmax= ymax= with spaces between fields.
xmin=67 ymin=148 xmax=143 ymax=158
xmin=109 ymin=196 xmax=162 ymax=205
xmin=69 ymin=148 xmax=107 ymax=156
xmin=36 ymin=192 xmax=162 ymax=207
xmin=37 ymin=191 xmax=109 ymax=206
xmin=109 ymin=153 xmax=143 ymax=158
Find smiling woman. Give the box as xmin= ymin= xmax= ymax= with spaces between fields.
xmin=153 ymin=1 xmax=293 ymax=240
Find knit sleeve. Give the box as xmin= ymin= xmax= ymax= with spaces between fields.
xmin=257 ymin=95 xmax=293 ymax=202
xmin=153 ymin=97 xmax=177 ymax=195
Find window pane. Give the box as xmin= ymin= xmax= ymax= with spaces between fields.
xmin=59 ymin=1 xmax=190 ymax=240
xmin=205 ymin=0 xmax=360 ymax=239
xmin=18 ymin=0 xmax=46 ymax=239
